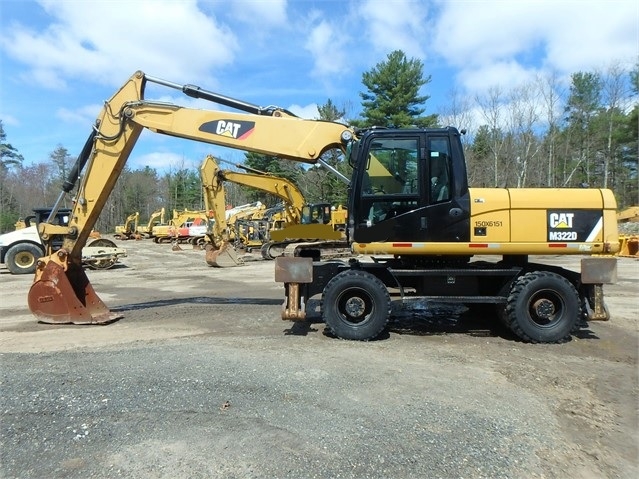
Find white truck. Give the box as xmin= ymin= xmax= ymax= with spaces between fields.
xmin=0 ymin=208 xmax=127 ymax=274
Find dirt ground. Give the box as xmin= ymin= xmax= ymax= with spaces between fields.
xmin=1 ymin=239 xmax=637 ymax=478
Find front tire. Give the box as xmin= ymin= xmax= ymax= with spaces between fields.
xmin=5 ymin=243 xmax=43 ymax=275
xmin=322 ymin=270 xmax=391 ymax=340
xmin=504 ymin=271 xmax=580 ymax=343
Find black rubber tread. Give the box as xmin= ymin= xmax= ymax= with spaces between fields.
xmin=5 ymin=243 xmax=43 ymax=275
xmin=322 ymin=270 xmax=391 ymax=341
xmin=505 ymin=271 xmax=580 ymax=344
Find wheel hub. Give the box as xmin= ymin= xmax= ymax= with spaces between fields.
xmin=16 ymin=252 xmax=35 ymax=267
xmin=532 ymin=298 xmax=555 ymax=319
xmin=344 ymin=297 xmax=366 ymax=318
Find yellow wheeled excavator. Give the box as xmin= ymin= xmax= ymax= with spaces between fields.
xmin=28 ymin=70 xmax=619 ymax=345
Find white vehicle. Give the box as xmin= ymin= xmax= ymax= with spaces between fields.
xmin=0 ymin=208 xmax=127 ymax=275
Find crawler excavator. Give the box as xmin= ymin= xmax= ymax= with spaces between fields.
xmin=199 ymin=155 xmax=349 ymax=266
xmin=152 ymin=209 xmax=209 ymax=244
xmin=138 ymin=207 xmax=165 ymax=238
xmin=113 ymin=212 xmax=140 ymax=240
xmin=28 ymin=70 xmax=619 ymax=345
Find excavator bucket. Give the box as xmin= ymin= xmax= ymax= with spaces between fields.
xmin=28 ymin=253 xmax=122 ymax=324
xmin=205 ymin=242 xmax=244 ymax=267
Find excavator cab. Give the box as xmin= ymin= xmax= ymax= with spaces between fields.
xmin=301 ymin=203 xmax=332 ymax=225
xmin=348 ymin=127 xmax=470 ymax=246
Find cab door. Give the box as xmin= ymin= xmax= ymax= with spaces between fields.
xmin=422 ymin=135 xmax=470 ymax=243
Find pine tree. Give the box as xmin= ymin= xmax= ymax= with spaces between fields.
xmin=353 ymin=50 xmax=438 ymax=128
xmin=0 ymin=120 xmax=24 ymax=232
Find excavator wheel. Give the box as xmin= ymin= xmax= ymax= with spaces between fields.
xmin=322 ymin=270 xmax=391 ymax=340
xmin=85 ymin=238 xmax=119 ymax=270
xmin=503 ymin=271 xmax=580 ymax=344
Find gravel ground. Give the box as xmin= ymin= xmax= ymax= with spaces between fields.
xmin=1 ymin=239 xmax=637 ymax=478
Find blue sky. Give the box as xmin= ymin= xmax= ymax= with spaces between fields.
xmin=1 ymin=0 xmax=637 ymax=172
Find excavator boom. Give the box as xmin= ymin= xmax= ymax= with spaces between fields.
xmin=28 ymin=71 xmax=354 ymax=324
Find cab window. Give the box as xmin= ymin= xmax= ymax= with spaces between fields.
xmin=429 ymin=138 xmax=451 ymax=203
xmin=362 ymin=138 xmax=419 ymax=226
xmin=363 ymin=138 xmax=419 ymax=196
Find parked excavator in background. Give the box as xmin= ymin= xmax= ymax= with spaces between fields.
xmin=199 ymin=155 xmax=349 ymax=263
xmin=137 ymin=208 xmax=166 ymax=238
xmin=28 ymin=70 xmax=618 ymax=346
xmin=199 ymin=156 xmax=264 ymax=267
xmin=224 ymin=202 xmax=267 ymax=247
xmin=151 ymin=209 xmax=209 ymax=244
xmin=114 ymin=212 xmax=140 ymax=240
xmin=150 ymin=209 xmax=179 ymax=242
xmin=616 ymin=206 xmax=639 ymax=257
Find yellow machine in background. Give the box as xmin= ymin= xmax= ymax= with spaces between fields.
xmin=616 ymin=206 xmax=639 ymax=257
xmin=137 ymin=208 xmax=166 ymax=238
xmin=113 ymin=212 xmax=140 ymax=240
xmin=151 ymin=209 xmax=209 ymax=244
xmin=199 ymin=155 xmax=348 ymax=263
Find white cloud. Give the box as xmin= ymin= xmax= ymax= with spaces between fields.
xmin=358 ymin=0 xmax=428 ymax=58
xmin=130 ymin=151 xmax=187 ymax=171
xmin=56 ymin=104 xmax=103 ymax=126
xmin=288 ymin=103 xmax=319 ymax=119
xmin=1 ymin=0 xmax=239 ymax=89
xmin=542 ymin=3 xmax=638 ymax=72
xmin=0 ymin=113 xmax=20 ymax=127
xmin=433 ymin=0 xmax=638 ymax=95
xmin=304 ymin=19 xmax=349 ymax=77
xmin=225 ymin=0 xmax=288 ymax=28
xmin=457 ymin=61 xmax=539 ymax=97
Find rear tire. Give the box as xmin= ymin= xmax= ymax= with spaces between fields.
xmin=504 ymin=271 xmax=580 ymax=343
xmin=322 ymin=270 xmax=391 ymax=340
xmin=5 ymin=243 xmax=43 ymax=275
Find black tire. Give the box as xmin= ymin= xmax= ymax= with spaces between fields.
xmin=322 ymin=270 xmax=391 ymax=340
xmin=504 ymin=271 xmax=580 ymax=343
xmin=5 ymin=243 xmax=43 ymax=275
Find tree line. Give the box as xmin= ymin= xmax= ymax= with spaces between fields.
xmin=0 ymin=51 xmax=637 ymax=233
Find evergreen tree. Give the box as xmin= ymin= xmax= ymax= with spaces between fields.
xmin=353 ymin=50 xmax=438 ymax=128
xmin=563 ymin=72 xmax=602 ymax=186
xmin=616 ymin=63 xmax=639 ymax=206
xmin=49 ymin=145 xmax=72 ymax=185
xmin=0 ymin=120 xmax=24 ymax=170
xmin=0 ymin=121 xmax=24 ymax=232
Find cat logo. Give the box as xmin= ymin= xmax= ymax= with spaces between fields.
xmin=547 ymin=210 xmax=602 ymax=243
xmin=198 ymin=120 xmax=255 ymax=140
xmin=549 ymin=212 xmax=574 ymax=228
xmin=216 ymin=121 xmax=242 ymax=137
